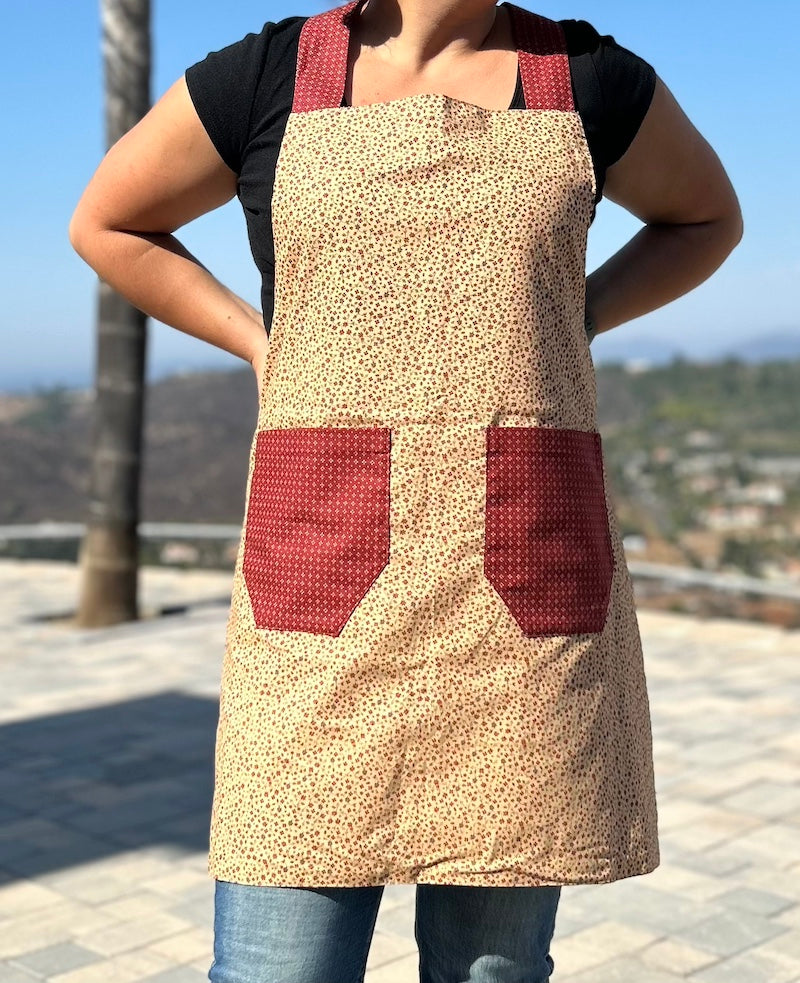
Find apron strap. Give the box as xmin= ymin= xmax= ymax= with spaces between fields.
xmin=293 ymin=0 xmax=362 ymax=113
xmin=293 ymin=0 xmax=573 ymax=114
xmin=506 ymin=3 xmax=575 ymax=112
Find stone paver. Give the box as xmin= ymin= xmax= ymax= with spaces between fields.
xmin=640 ymin=938 xmax=718 ymax=975
xmin=0 ymin=965 xmax=42 ymax=983
xmin=1 ymin=558 xmax=799 ymax=982
xmin=13 ymin=941 xmax=101 ymax=977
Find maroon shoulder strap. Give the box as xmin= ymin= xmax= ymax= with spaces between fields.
xmin=293 ymin=0 xmax=573 ymax=114
xmin=506 ymin=3 xmax=575 ymax=112
xmin=292 ymin=0 xmax=360 ymax=112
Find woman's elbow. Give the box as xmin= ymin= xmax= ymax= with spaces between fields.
xmin=715 ymin=195 xmax=745 ymax=258
xmin=68 ymin=194 xmax=111 ymax=267
xmin=728 ymin=204 xmax=745 ymax=250
xmin=68 ymin=199 xmax=95 ymax=261
xmin=68 ymin=214 xmax=86 ymax=258
xmin=687 ymin=178 xmax=744 ymax=261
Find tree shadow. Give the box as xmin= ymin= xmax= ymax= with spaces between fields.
xmin=0 ymin=691 xmax=217 ymax=881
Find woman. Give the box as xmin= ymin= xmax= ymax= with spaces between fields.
xmin=70 ymin=0 xmax=742 ymax=980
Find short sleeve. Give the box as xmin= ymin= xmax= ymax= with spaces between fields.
xmin=562 ymin=20 xmax=657 ymax=198
xmin=184 ymin=23 xmax=274 ymax=175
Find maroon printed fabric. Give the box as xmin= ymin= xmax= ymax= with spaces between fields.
xmin=243 ymin=427 xmax=391 ymax=635
xmin=484 ymin=426 xmax=614 ymax=636
xmin=511 ymin=4 xmax=574 ymax=111
xmin=294 ymin=0 xmax=574 ymax=114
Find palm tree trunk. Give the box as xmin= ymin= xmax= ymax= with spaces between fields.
xmin=76 ymin=0 xmax=151 ymax=627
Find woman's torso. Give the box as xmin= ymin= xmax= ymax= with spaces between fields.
xmin=185 ymin=14 xmax=657 ymax=336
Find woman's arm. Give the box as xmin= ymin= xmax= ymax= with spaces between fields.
xmin=68 ymin=76 xmax=269 ymax=390
xmin=585 ymin=76 xmax=744 ymax=336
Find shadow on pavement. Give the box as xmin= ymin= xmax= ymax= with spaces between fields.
xmin=1 ymin=691 xmax=217 ymax=881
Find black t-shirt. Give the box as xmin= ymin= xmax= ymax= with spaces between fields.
xmin=185 ymin=11 xmax=656 ymax=329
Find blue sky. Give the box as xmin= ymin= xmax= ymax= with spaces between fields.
xmin=1 ymin=0 xmax=797 ymax=391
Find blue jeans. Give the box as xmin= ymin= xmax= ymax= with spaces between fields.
xmin=209 ymin=878 xmax=561 ymax=983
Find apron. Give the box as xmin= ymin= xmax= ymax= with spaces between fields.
xmin=209 ymin=0 xmax=660 ymax=888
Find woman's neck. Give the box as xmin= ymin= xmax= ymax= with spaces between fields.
xmin=353 ymin=0 xmax=502 ymax=72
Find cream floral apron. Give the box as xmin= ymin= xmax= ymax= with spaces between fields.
xmin=209 ymin=0 xmax=660 ymax=888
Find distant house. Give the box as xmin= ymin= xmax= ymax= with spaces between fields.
xmin=688 ymin=474 xmax=721 ymax=495
xmin=622 ymin=534 xmax=648 ymax=554
xmin=723 ymin=481 xmax=786 ymax=506
xmin=652 ymin=446 xmax=676 ymax=465
xmin=700 ymin=505 xmax=765 ymax=531
xmin=685 ymin=429 xmax=721 ymax=449
xmin=749 ymin=457 xmax=800 ymax=478
xmin=159 ymin=541 xmax=200 ymax=565
xmin=674 ymin=452 xmax=735 ymax=476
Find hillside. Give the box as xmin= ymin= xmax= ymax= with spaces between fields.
xmin=0 ymin=369 xmax=258 ymax=525
xmin=2 ymin=359 xmax=798 ymax=588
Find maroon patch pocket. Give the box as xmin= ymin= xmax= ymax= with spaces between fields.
xmin=243 ymin=427 xmax=391 ymax=635
xmin=484 ymin=426 xmax=614 ymax=636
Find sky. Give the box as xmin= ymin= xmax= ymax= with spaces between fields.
xmin=1 ymin=0 xmax=798 ymax=392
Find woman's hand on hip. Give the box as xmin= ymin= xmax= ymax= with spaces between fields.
xmin=250 ymin=332 xmax=269 ymax=403
xmin=68 ymin=76 xmax=264 ymax=367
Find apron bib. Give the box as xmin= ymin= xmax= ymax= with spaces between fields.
xmin=210 ymin=0 xmax=660 ymax=888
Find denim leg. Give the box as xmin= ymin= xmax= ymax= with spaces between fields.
xmin=208 ymin=879 xmax=384 ymax=983
xmin=415 ymin=884 xmax=562 ymax=983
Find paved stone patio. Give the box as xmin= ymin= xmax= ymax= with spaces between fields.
xmin=1 ymin=557 xmax=798 ymax=982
